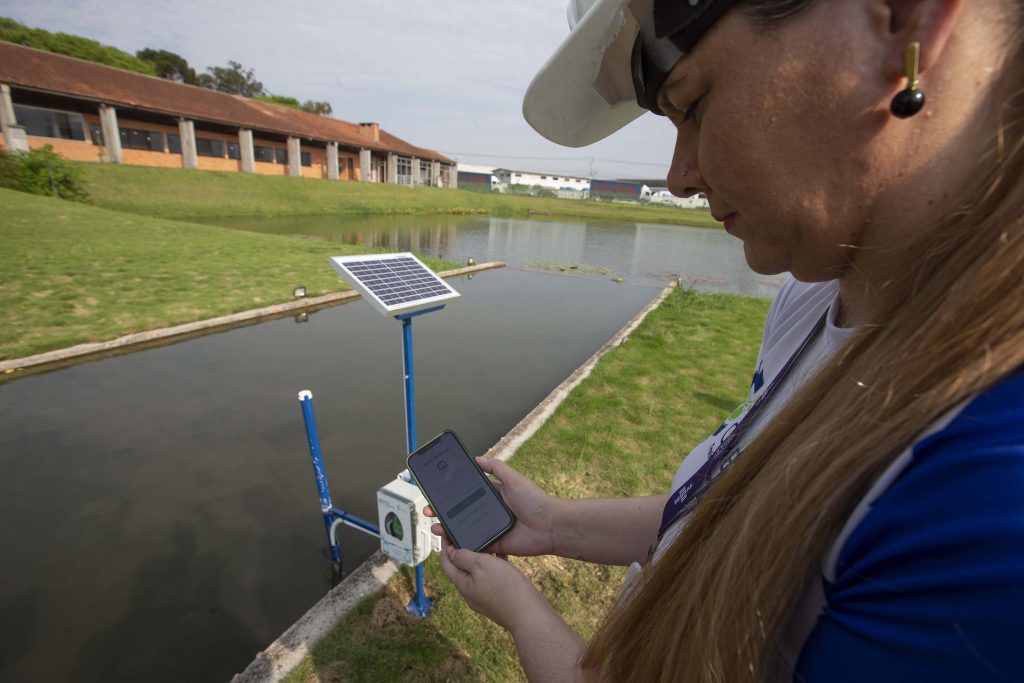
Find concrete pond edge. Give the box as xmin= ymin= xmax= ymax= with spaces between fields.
xmin=230 ymin=279 xmax=678 ymax=682
xmin=0 ymin=262 xmax=504 ymax=378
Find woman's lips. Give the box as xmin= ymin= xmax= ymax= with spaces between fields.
xmin=723 ymin=214 xmax=736 ymax=233
xmin=713 ymin=212 xmax=737 ymax=233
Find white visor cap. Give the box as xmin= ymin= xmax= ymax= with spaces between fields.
xmin=523 ymin=0 xmax=648 ymax=148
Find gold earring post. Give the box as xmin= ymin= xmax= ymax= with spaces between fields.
xmin=904 ymin=42 xmax=921 ymax=91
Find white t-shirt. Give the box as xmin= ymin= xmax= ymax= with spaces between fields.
xmin=658 ymin=277 xmax=853 ymax=555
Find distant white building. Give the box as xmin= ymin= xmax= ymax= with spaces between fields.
xmin=493 ymin=168 xmax=590 ymax=193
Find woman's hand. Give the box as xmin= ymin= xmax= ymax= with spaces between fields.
xmin=425 ymin=458 xmax=560 ymax=557
xmin=439 ymin=540 xmax=548 ymax=632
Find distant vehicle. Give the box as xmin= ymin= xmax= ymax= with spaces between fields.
xmin=651 ymin=190 xmax=710 ymax=209
xmin=590 ymin=179 xmax=652 ymax=202
xmin=457 ymin=171 xmax=503 ymax=192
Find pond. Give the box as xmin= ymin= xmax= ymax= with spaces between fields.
xmin=0 ymin=216 xmax=786 ymax=682
xmin=192 ymin=214 xmax=785 ymax=295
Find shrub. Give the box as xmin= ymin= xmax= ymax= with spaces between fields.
xmin=0 ymin=145 xmax=88 ymax=201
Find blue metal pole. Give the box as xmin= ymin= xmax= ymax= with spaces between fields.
xmin=399 ymin=317 xmax=433 ymax=617
xmin=298 ymin=390 xmax=342 ymax=567
xmin=401 ymin=316 xmax=418 ymax=453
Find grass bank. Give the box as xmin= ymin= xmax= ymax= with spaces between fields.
xmin=0 ymin=189 xmax=457 ymax=361
xmin=78 ymin=164 xmax=719 ymax=228
xmin=284 ymin=287 xmax=771 ymax=682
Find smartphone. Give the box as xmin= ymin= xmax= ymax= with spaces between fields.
xmin=406 ymin=430 xmax=515 ymax=552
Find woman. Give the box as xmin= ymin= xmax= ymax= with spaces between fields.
xmin=430 ymin=0 xmax=1024 ymax=680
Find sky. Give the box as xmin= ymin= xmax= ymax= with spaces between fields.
xmin=0 ymin=0 xmax=679 ymax=181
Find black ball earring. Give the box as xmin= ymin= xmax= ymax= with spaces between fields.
xmin=890 ymin=41 xmax=926 ymax=118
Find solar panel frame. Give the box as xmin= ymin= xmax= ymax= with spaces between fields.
xmin=329 ymin=252 xmax=461 ymax=316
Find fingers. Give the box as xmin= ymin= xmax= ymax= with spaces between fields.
xmin=476 ymin=457 xmax=517 ymax=483
xmin=423 ymin=505 xmax=434 ymax=517
xmin=430 ymin=522 xmax=451 ymax=545
xmin=439 ymin=542 xmax=470 ymax=583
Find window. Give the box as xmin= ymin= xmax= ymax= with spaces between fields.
xmin=119 ymin=128 xmax=164 ymax=152
xmin=540 ymin=175 xmax=547 ymax=180
xmin=396 ymin=156 xmax=412 ymax=184
xmin=300 ymin=151 xmax=311 ymax=167
xmin=274 ymin=147 xmax=287 ymax=164
xmin=168 ymin=134 xmax=181 ymax=154
xmin=14 ymin=104 xmax=86 ymax=141
xmin=419 ymin=160 xmax=431 ymax=184
xmin=254 ymin=145 xmax=274 ymax=162
xmin=196 ymin=137 xmax=225 ymax=157
xmin=227 ymin=142 xmax=241 ymax=160
xmin=89 ymin=123 xmax=104 ymax=146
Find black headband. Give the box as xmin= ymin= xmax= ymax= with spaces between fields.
xmin=631 ymin=0 xmax=740 ymax=114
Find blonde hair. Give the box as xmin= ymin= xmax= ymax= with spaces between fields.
xmin=581 ymin=11 xmax=1024 ymax=683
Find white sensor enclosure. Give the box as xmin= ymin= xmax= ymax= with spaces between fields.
xmin=377 ymin=474 xmax=434 ymax=566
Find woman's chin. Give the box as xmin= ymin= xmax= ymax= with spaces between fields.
xmin=742 ymin=244 xmax=790 ymax=276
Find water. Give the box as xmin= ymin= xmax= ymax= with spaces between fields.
xmin=191 ymin=214 xmax=784 ymax=296
xmin=0 ymin=215 xmax=787 ymax=682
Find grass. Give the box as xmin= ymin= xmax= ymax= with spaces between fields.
xmin=284 ymin=287 xmax=771 ymax=682
xmin=0 ymin=188 xmax=457 ymax=360
xmin=78 ymin=163 xmax=719 ymax=228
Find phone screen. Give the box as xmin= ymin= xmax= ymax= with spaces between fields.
xmin=407 ymin=431 xmax=514 ymax=551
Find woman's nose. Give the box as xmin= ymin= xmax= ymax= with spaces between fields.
xmin=666 ymin=127 xmax=707 ymax=198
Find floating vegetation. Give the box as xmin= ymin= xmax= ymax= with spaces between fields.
xmin=524 ymin=260 xmax=613 ymax=276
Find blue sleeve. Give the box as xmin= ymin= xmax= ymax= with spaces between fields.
xmin=795 ymin=373 xmax=1024 ymax=682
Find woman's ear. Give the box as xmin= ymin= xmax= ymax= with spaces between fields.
xmin=869 ymin=0 xmax=964 ymax=82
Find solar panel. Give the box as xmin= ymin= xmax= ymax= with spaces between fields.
xmin=329 ymin=252 xmax=461 ymax=316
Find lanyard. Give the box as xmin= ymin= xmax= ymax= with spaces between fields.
xmin=657 ymin=310 xmax=828 ymax=540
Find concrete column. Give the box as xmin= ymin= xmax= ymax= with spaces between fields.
xmin=409 ymin=156 xmax=419 ymax=186
xmin=4 ymin=125 xmax=28 ymax=153
xmin=326 ymin=142 xmax=339 ymax=180
xmin=359 ymin=148 xmax=371 ymax=182
xmin=287 ymin=136 xmax=301 ymax=177
xmin=430 ymin=161 xmax=440 ymax=188
xmin=448 ymin=163 xmax=458 ymax=189
xmin=1 ymin=84 xmax=17 ymax=148
xmin=99 ymin=104 xmax=123 ymax=163
xmin=1 ymin=85 xmax=28 ymax=152
xmin=238 ymin=129 xmax=255 ymax=173
xmin=386 ymin=153 xmax=397 ymax=184
xmin=178 ymin=118 xmax=197 ymax=169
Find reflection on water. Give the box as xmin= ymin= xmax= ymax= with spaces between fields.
xmin=191 ymin=214 xmax=787 ymax=297
xmin=0 ymin=269 xmax=660 ymax=682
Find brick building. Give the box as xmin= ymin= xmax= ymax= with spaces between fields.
xmin=0 ymin=41 xmax=456 ymax=187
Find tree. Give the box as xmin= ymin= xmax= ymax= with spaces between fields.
xmin=301 ymin=100 xmax=333 ymax=116
xmin=254 ymin=94 xmax=301 ymax=109
xmin=136 ymin=48 xmax=197 ymax=84
xmin=196 ymin=60 xmax=264 ymax=97
xmin=0 ymin=16 xmax=156 ymax=75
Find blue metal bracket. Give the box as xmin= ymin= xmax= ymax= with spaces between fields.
xmin=299 ymin=390 xmax=380 ymax=572
xmin=394 ymin=304 xmax=446 ymax=322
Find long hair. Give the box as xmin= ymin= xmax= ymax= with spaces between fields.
xmin=580 ymin=4 xmax=1024 ymax=681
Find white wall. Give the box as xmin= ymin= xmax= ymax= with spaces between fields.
xmin=496 ymin=169 xmax=590 ymax=192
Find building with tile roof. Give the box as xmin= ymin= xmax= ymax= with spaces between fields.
xmin=0 ymin=41 xmax=456 ymax=187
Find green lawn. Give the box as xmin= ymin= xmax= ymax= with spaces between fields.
xmin=0 ymin=189 xmax=457 ymax=360
xmin=78 ymin=163 xmax=718 ymax=227
xmin=285 ymin=288 xmax=771 ymax=682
